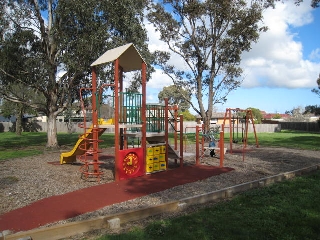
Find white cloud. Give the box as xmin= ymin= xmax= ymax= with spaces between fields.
xmin=145 ymin=69 xmax=173 ymax=103
xmin=241 ymin=0 xmax=319 ymax=89
xmin=145 ymin=1 xmax=319 ymax=91
xmin=144 ymin=18 xmax=185 ymax=102
xmin=145 ymin=19 xmax=190 ymax=71
xmin=280 ymin=1 xmax=314 ymax=27
xmin=145 ymin=22 xmax=168 ymax=53
xmin=147 ymin=68 xmax=173 ymax=90
xmin=309 ymin=48 xmax=320 ymax=60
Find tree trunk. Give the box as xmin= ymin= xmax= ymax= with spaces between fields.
xmin=46 ymin=113 xmax=58 ymax=148
xmin=46 ymin=60 xmax=60 ymax=147
xmin=203 ymin=115 xmax=211 ymax=133
xmin=67 ymin=118 xmax=74 ymax=134
xmin=15 ymin=106 xmax=23 ymax=135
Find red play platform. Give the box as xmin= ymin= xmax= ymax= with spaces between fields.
xmin=0 ymin=165 xmax=233 ymax=232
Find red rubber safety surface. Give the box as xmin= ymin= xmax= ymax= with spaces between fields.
xmin=0 ymin=165 xmax=233 ymax=232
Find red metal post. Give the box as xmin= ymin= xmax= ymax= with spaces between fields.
xmin=114 ymin=59 xmax=120 ymax=181
xmin=141 ymin=62 xmax=147 ymax=174
xmin=184 ymin=127 xmax=187 ymax=153
xmin=164 ymin=98 xmax=169 ymax=168
xmin=249 ymin=110 xmax=259 ymax=148
xmin=174 ymin=105 xmax=178 ymax=165
xmin=228 ymin=108 xmax=233 ymax=153
xmin=195 ymin=125 xmax=200 ymax=165
xmin=174 ymin=106 xmax=178 ymax=151
xmin=179 ymin=114 xmax=183 ymax=167
xmin=244 ymin=111 xmax=249 ymax=149
xmin=201 ymin=124 xmax=204 ymax=154
xmin=219 ymin=124 xmax=224 ymax=168
xmin=242 ymin=110 xmax=249 ymax=161
xmin=91 ymin=67 xmax=99 ymax=175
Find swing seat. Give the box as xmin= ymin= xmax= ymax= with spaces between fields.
xmin=202 ymin=139 xmax=227 ymax=158
xmin=202 ymin=147 xmax=225 ymax=158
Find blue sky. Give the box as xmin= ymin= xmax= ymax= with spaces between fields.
xmin=141 ymin=0 xmax=320 ymax=114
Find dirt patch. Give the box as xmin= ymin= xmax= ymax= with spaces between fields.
xmin=0 ymin=144 xmax=319 ymax=238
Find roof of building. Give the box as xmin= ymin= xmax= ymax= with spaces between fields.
xmin=0 ymin=115 xmax=16 ymax=122
xmin=262 ymin=113 xmax=290 ymax=119
xmin=196 ymin=112 xmax=226 ymax=119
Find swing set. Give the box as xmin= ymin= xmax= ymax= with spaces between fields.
xmin=181 ymin=108 xmax=258 ymax=165
xmin=183 ymin=125 xmax=225 ymax=167
xmin=223 ymin=108 xmax=259 ymax=154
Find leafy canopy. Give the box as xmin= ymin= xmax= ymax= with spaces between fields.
xmin=158 ymin=85 xmax=191 ymax=111
xmin=147 ymin=0 xmax=269 ymax=131
xmin=0 ymin=0 xmax=152 ymax=147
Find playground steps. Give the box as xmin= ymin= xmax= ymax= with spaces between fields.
xmin=167 ymin=144 xmax=180 ymax=159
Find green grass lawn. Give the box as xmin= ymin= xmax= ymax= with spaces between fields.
xmin=247 ymin=131 xmax=320 ymax=151
xmin=98 ymin=171 xmax=320 ymax=240
xmin=182 ymin=130 xmax=320 ymax=151
xmin=0 ymin=132 xmax=115 ymax=160
xmin=0 ymin=130 xmax=319 ymax=160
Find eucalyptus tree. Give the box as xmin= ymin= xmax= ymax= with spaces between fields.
xmin=158 ymin=85 xmax=191 ymax=111
xmin=301 ymin=70 xmax=320 ymax=119
xmin=304 ymin=75 xmax=320 ymax=118
xmin=310 ymin=0 xmax=319 ymax=7
xmin=246 ymin=107 xmax=263 ymax=123
xmin=311 ymin=74 xmax=320 ymax=98
xmin=0 ymin=0 xmax=151 ymax=147
xmin=0 ymin=84 xmax=39 ymax=135
xmin=147 ymin=0 xmax=272 ymax=131
xmin=304 ymin=105 xmax=320 ymax=117
xmin=0 ymin=100 xmax=22 ymax=133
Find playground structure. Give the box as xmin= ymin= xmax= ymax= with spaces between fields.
xmin=223 ymin=108 xmax=259 ymax=154
xmin=60 ymin=43 xmax=185 ymax=181
xmin=183 ymin=125 xmax=225 ymax=168
xmin=182 ymin=107 xmax=259 ymax=164
xmin=60 ymin=43 xmax=230 ymax=181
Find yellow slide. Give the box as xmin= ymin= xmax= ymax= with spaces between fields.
xmin=60 ymin=126 xmax=106 ymax=164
